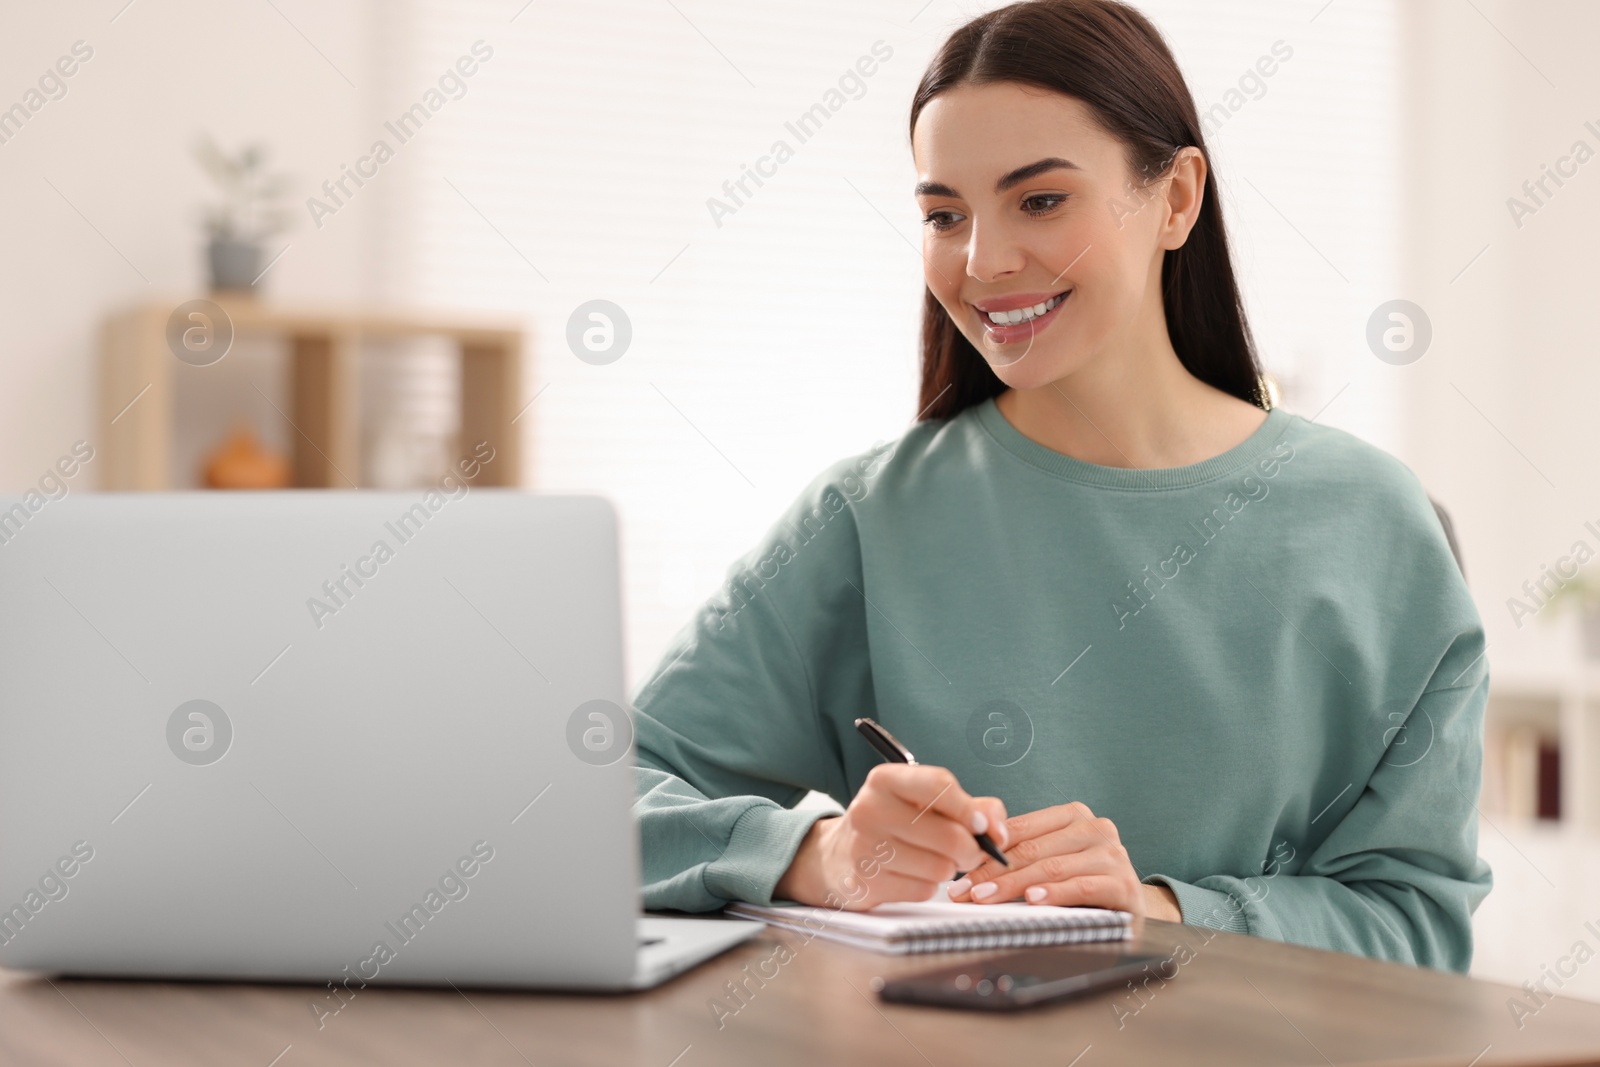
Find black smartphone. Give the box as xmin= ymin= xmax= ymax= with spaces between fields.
xmin=873 ymin=947 xmax=1168 ymax=1011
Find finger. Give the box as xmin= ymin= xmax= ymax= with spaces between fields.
xmin=878 ymin=838 xmax=969 ymax=885
xmin=869 ymin=764 xmax=996 ymax=839
xmin=1016 ymin=873 xmax=1139 ymax=913
xmin=971 ymin=795 xmax=1011 ymax=848
xmin=1028 ymin=873 xmax=1145 ymax=917
xmin=1001 ymin=800 xmax=1100 ymax=850
xmin=968 ymin=846 xmax=1124 ymax=904
xmin=859 ymin=789 xmax=988 ymax=869
xmin=956 ymin=818 xmax=1110 ymax=891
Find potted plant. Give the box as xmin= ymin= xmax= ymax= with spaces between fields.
xmin=193 ymin=133 xmax=292 ymax=293
xmin=1546 ymin=571 xmax=1600 ymax=662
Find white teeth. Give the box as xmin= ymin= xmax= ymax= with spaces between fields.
xmin=985 ymin=292 xmax=1066 ymax=325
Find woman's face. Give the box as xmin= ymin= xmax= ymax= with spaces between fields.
xmin=911 ymin=81 xmax=1196 ymax=387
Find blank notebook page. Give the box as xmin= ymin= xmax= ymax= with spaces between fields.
xmin=805 ymin=899 xmax=1128 ymax=932
xmin=726 ymin=888 xmax=1132 ymax=954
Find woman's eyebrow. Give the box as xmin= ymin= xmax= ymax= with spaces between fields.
xmin=996 ymin=157 xmax=1081 ymax=192
xmin=914 ymin=157 xmax=1082 ymax=199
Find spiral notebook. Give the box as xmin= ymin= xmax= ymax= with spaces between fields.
xmin=725 ymin=894 xmax=1133 ymax=955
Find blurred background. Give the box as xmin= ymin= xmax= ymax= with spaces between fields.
xmin=2 ymin=0 xmax=1597 ymax=999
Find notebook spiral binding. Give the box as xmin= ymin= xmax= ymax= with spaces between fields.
xmin=892 ymin=916 xmax=1131 ymax=953
xmin=904 ymin=929 xmax=1124 ymax=953
xmin=897 ymin=913 xmax=1121 ymax=938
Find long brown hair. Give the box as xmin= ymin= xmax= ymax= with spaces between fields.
xmin=910 ymin=0 xmax=1267 ymax=421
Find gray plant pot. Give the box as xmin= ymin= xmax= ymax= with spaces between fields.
xmin=207 ymin=237 xmax=263 ymax=293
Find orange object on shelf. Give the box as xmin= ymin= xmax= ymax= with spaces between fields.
xmin=202 ymin=425 xmax=292 ymax=489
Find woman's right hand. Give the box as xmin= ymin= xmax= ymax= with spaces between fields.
xmin=773 ymin=764 xmax=1008 ymax=910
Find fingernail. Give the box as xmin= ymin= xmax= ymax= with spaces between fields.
xmin=1025 ymin=886 xmax=1046 ymax=903
xmin=947 ymin=878 xmax=971 ymax=899
xmin=970 ymin=811 xmax=988 ymax=835
xmin=971 ymin=881 xmax=998 ymax=901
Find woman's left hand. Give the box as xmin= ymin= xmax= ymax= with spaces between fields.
xmin=945 ymin=800 xmax=1180 ymax=921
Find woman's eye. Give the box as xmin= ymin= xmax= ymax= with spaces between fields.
xmin=921 ymin=210 xmax=964 ymax=232
xmin=1022 ymin=194 xmax=1067 ymax=216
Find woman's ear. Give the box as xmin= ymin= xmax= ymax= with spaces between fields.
xmin=1158 ymin=146 xmax=1207 ymax=250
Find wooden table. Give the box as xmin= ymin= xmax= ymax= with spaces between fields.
xmin=4 ymin=918 xmax=1599 ymax=1066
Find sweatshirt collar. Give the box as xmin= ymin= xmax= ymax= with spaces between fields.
xmin=972 ymin=396 xmax=1294 ymax=490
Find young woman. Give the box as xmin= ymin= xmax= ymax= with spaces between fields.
xmin=631 ymin=0 xmax=1490 ymax=972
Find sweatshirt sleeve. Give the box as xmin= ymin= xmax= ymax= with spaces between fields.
xmin=628 ymin=452 xmax=887 ymax=913
xmin=1145 ymin=488 xmax=1494 ymax=973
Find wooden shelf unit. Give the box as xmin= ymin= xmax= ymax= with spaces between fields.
xmin=1486 ymin=665 xmax=1600 ymax=833
xmin=99 ymin=298 xmax=526 ymax=490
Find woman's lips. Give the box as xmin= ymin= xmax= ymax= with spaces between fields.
xmin=977 ymin=290 xmax=1071 ymax=344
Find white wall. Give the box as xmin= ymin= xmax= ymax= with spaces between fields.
xmin=1394 ymin=0 xmax=1600 ymax=998
xmin=0 ymin=0 xmax=382 ymax=490
xmin=381 ymin=0 xmax=935 ymax=690
xmin=1141 ymin=0 xmax=1403 ymax=449
xmin=1398 ymin=0 xmax=1600 ymax=680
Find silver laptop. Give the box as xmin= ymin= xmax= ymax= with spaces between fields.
xmin=0 ymin=490 xmax=761 ymax=990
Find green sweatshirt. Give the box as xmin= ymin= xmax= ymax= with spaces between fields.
xmin=630 ymin=396 xmax=1492 ymax=972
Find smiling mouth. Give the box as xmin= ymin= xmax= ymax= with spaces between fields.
xmin=974 ymin=290 xmax=1071 ymax=343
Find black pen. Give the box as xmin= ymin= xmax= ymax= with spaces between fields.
xmin=853 ymin=717 xmax=1009 ymax=867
